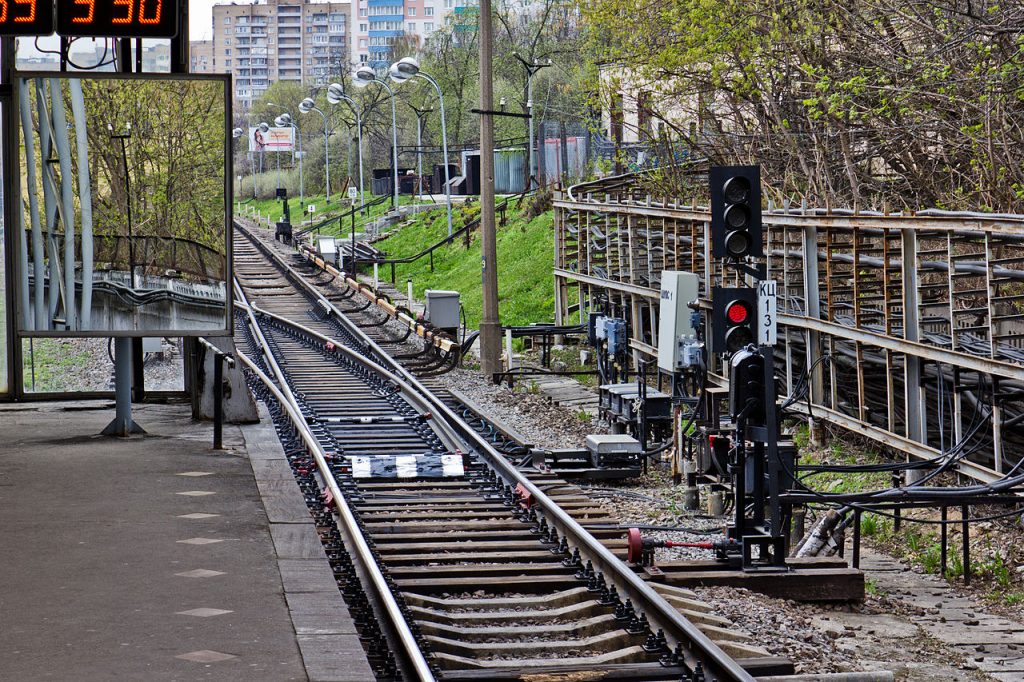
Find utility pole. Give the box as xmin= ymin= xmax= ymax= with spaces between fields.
xmin=514 ymin=53 xmax=551 ymax=190
xmin=478 ymin=0 xmax=501 ymax=380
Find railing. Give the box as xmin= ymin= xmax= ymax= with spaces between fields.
xmin=374 ymin=191 xmax=532 ymax=282
xmin=293 ymin=193 xmax=391 ymax=239
xmin=554 ymin=184 xmax=1024 ymax=483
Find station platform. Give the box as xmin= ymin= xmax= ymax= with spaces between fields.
xmin=0 ymin=400 xmax=373 ymax=682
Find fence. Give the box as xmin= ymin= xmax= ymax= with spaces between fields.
xmin=554 ymin=184 xmax=1024 ymax=483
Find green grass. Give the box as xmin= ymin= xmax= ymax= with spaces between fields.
xmin=240 ymin=192 xmax=411 ymax=233
xmin=22 ymin=338 xmax=100 ymax=393
xmin=373 ymin=203 xmax=556 ymax=328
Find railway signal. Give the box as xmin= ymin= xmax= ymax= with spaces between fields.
xmin=710 ymin=165 xmax=762 ymax=260
xmin=729 ymin=347 xmax=765 ymax=426
xmin=711 ymin=286 xmax=757 ymax=355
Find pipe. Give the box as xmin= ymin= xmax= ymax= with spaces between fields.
xmin=49 ymin=78 xmax=77 ymax=330
xmin=35 ymin=82 xmax=59 ymax=321
xmin=69 ymin=79 xmax=94 ymax=328
xmin=20 ymin=82 xmax=46 ymax=329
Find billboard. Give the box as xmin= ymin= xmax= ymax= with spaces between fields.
xmin=249 ymin=126 xmax=294 ymax=153
xmin=11 ymin=72 xmax=232 ymax=337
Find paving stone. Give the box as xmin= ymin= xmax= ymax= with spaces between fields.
xmin=286 ymin=592 xmax=359 ymax=635
xmin=261 ymin=493 xmax=315 ymax=523
xmin=278 ymin=558 xmax=339 ymax=593
xmin=270 ymin=522 xmax=327 ymax=559
xmin=297 ymin=634 xmax=376 ymax=682
xmin=250 ymin=458 xmax=297 ymax=481
xmin=924 ymin=625 xmax=1024 ymax=646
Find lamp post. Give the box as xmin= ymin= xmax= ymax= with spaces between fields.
xmin=407 ymin=104 xmax=433 ymax=202
xmin=257 ymin=121 xmax=270 ymax=181
xmin=353 ymin=65 xmax=400 ymax=210
xmin=327 ymin=83 xmax=365 ymax=212
xmin=108 ymin=122 xmax=136 ymax=289
xmin=299 ymin=97 xmax=331 ymax=206
xmin=269 ymin=104 xmax=302 ymax=205
xmin=513 ymin=53 xmax=552 ymax=190
xmin=389 ymin=57 xmax=453 ymax=236
xmin=276 ymin=113 xmax=303 ymax=205
xmin=232 ymin=126 xmax=245 ymax=199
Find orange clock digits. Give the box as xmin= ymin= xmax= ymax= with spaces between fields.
xmin=72 ymin=0 xmax=94 ymax=23
xmin=13 ymin=0 xmax=34 ymax=22
xmin=111 ymin=0 xmax=132 ymax=23
xmin=138 ymin=0 xmax=161 ymax=24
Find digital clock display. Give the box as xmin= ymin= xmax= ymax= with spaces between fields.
xmin=57 ymin=0 xmax=178 ymax=38
xmin=0 ymin=0 xmax=54 ymax=35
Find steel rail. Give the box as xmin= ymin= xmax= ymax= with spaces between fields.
xmin=233 ymin=279 xmax=437 ymax=682
xmin=234 ymin=223 xmax=754 ymax=681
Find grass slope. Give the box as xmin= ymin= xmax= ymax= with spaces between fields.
xmin=374 ymin=205 xmax=555 ymax=328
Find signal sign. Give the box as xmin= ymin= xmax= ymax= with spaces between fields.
xmin=757 ymin=280 xmax=778 ymax=346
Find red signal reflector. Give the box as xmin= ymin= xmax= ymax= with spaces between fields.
xmin=726 ymin=301 xmax=750 ymax=324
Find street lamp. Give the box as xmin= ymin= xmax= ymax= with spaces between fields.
xmin=513 ymin=53 xmax=552 ymax=190
xmin=231 ymin=126 xmax=253 ymax=202
xmin=327 ymin=82 xmax=365 ymax=212
xmin=407 ymin=103 xmax=433 ymax=201
xmin=276 ymin=112 xmax=304 ymax=205
xmin=389 ymin=57 xmax=453 ymax=236
xmin=299 ymin=97 xmax=331 ymax=206
xmin=108 ymin=121 xmax=136 ymax=289
xmin=257 ymin=121 xmax=270 ymax=180
xmin=269 ymin=104 xmax=302 ymax=205
xmin=353 ymin=65 xmax=400 ymax=210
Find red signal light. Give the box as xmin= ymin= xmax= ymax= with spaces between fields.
xmin=726 ymin=301 xmax=750 ymax=324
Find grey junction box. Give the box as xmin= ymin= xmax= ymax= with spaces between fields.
xmin=585 ymin=434 xmax=642 ymax=468
xmin=424 ymin=290 xmax=461 ymax=330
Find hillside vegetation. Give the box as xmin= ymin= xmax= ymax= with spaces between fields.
xmin=373 ymin=204 xmax=555 ymax=328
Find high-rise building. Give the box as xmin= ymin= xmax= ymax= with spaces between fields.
xmin=191 ymin=40 xmax=214 ymax=74
xmin=209 ymin=0 xmax=351 ymax=108
xmin=354 ymin=0 xmax=470 ymax=68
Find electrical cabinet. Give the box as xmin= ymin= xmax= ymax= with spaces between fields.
xmin=657 ymin=271 xmax=700 ymax=372
xmin=424 ymin=290 xmax=461 ymax=331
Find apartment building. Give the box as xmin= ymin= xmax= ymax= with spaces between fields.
xmin=353 ymin=0 xmax=475 ymax=68
xmin=191 ymin=41 xmax=214 ymax=73
xmin=210 ymin=0 xmax=351 ymax=108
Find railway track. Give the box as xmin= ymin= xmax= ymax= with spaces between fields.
xmin=232 ymin=221 xmax=789 ymax=681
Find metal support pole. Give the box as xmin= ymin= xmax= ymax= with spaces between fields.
xmin=478 ymin=0 xmax=502 ymax=380
xmin=213 ymin=354 xmax=224 ymax=450
xmin=418 ymin=74 xmax=453 ymax=236
xmin=962 ymin=504 xmax=971 ymax=585
xmin=102 ymin=337 xmax=144 ymax=436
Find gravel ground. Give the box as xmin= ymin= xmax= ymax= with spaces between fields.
xmin=23 ymin=337 xmax=184 ymax=393
xmin=437 ymin=366 xmax=606 ymax=450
